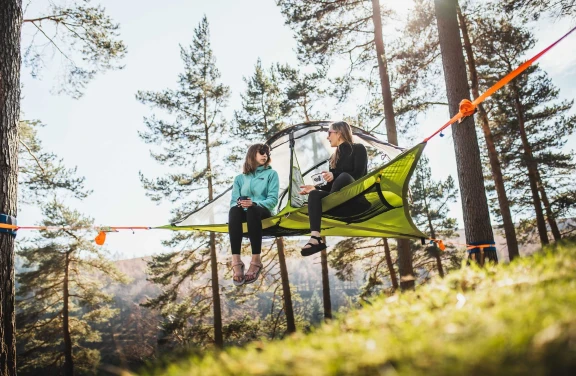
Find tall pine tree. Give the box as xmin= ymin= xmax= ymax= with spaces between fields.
xmin=0 ymin=1 xmax=22 ymax=373
xmin=434 ymin=0 xmax=496 ymax=264
xmin=277 ymin=0 xmax=416 ymax=289
xmin=456 ymin=1 xmax=520 ymax=259
xmin=136 ymin=16 xmax=229 ymax=347
xmin=473 ymin=15 xmax=575 ymax=244
xmin=233 ymin=60 xmax=297 ymax=333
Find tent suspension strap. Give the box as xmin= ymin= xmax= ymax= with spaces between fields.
xmin=0 ymin=214 xmax=17 ymax=238
xmin=423 ymin=25 xmax=576 ymax=143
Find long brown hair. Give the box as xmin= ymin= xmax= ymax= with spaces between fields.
xmin=329 ymin=121 xmax=354 ymax=169
xmin=243 ymin=143 xmax=271 ymax=174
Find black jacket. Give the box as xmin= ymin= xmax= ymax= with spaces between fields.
xmin=318 ymin=143 xmax=368 ymax=191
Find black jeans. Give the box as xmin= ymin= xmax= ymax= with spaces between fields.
xmin=308 ymin=172 xmax=355 ymax=232
xmin=228 ymin=205 xmax=271 ymax=255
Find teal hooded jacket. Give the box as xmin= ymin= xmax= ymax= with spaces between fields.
xmin=230 ymin=165 xmax=279 ymax=214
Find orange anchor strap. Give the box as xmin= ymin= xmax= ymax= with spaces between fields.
xmin=472 ymin=25 xmax=576 ymax=107
xmin=0 ymin=223 xmax=18 ymax=230
xmin=1 ymin=223 xmax=151 ymax=246
xmin=466 ymin=244 xmax=495 ymax=251
xmin=428 ymin=238 xmax=495 ymax=253
xmin=423 ymin=25 xmax=576 ymax=143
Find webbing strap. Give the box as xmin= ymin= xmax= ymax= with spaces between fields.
xmin=467 ymin=243 xmax=496 ymax=254
xmin=0 ymin=214 xmax=17 ymax=237
xmin=423 ymin=25 xmax=576 ymax=143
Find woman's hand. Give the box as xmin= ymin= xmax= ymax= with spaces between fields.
xmin=322 ymin=171 xmax=334 ymax=182
xmin=239 ymin=199 xmax=253 ymax=208
xmin=299 ymin=185 xmax=316 ymax=195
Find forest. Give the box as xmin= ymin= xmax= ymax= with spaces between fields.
xmin=0 ymin=0 xmax=575 ymax=375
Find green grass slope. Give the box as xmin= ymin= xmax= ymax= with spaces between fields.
xmin=144 ymin=240 xmax=576 ymax=376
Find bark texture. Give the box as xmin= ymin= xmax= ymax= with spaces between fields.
xmin=511 ymin=83 xmax=549 ymax=246
xmin=456 ymin=5 xmax=520 ymax=260
xmin=371 ymin=0 xmax=414 ymax=289
xmin=383 ymin=239 xmax=398 ymax=290
xmin=434 ymin=0 xmax=497 ymax=263
xmin=63 ymin=254 xmax=74 ymax=376
xmin=277 ymin=237 xmax=296 ymax=333
xmin=320 ymin=245 xmax=332 ymax=320
xmin=0 ymin=1 xmax=22 ymax=374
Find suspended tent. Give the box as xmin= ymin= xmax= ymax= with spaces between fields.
xmin=159 ymin=121 xmax=427 ymax=240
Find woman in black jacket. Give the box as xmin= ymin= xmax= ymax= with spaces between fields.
xmin=298 ymin=121 xmax=368 ymax=256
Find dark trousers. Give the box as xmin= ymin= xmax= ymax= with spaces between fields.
xmin=308 ymin=172 xmax=355 ymax=232
xmin=228 ymin=205 xmax=271 ymax=255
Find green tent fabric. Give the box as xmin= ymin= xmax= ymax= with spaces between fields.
xmin=158 ymin=122 xmax=426 ymax=240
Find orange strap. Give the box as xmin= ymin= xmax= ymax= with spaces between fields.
xmin=0 ymin=223 xmax=150 ymax=231
xmin=423 ymin=25 xmax=576 ymax=143
xmin=428 ymin=238 xmax=494 ymax=253
xmin=0 ymin=223 xmax=150 ymax=246
xmin=466 ymin=244 xmax=494 ymax=251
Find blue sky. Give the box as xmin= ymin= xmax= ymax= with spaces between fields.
xmin=18 ymin=0 xmax=576 ymax=259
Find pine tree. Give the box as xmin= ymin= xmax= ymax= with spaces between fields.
xmin=16 ymin=201 xmax=129 ymax=376
xmin=0 ymin=1 xmax=22 ymax=373
xmin=232 ymin=60 xmax=298 ymax=333
xmin=434 ymin=0 xmax=497 ymax=264
xmin=276 ymin=62 xmax=331 ymax=319
xmin=456 ymin=2 xmax=520 ymax=260
xmin=275 ymin=63 xmax=332 ymax=322
xmin=276 ymin=64 xmax=327 ymax=122
xmin=473 ymin=15 xmax=576 ymax=244
xmin=488 ymin=66 xmax=576 ymax=242
xmin=410 ymin=156 xmax=458 ymax=277
xmin=277 ymin=0 xmax=416 ymax=289
xmin=136 ymin=16 xmax=229 ymax=348
xmin=235 ymin=59 xmax=286 ymax=142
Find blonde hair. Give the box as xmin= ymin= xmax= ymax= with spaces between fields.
xmin=243 ymin=144 xmax=271 ymax=174
xmin=329 ymin=121 xmax=354 ymax=169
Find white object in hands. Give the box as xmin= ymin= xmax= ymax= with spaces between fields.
xmin=311 ymin=172 xmax=327 ymax=187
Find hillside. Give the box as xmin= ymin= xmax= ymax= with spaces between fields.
xmin=137 ymin=239 xmax=576 ymax=376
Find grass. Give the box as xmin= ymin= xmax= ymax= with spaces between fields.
xmin=139 ymin=239 xmax=576 ymax=376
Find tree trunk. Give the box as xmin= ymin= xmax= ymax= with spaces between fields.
xmin=371 ymin=0 xmax=414 ymax=289
xmin=208 ymin=232 xmax=223 ymax=346
xmin=434 ymin=0 xmax=497 ymax=264
xmin=276 ymin=237 xmax=296 ymax=333
xmin=0 ymin=1 xmax=22 ymax=374
xmin=456 ymin=4 xmax=520 ymax=261
xmin=63 ymin=254 xmax=74 ymax=376
xmin=320 ymin=238 xmax=332 ymax=320
xmin=536 ymin=171 xmax=561 ymax=240
xmin=510 ymin=83 xmax=549 ymax=246
xmin=204 ymin=98 xmax=223 ymax=347
xmin=383 ymin=239 xmax=398 ymax=290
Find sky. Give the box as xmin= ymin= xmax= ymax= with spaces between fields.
xmin=17 ymin=0 xmax=576 ymax=259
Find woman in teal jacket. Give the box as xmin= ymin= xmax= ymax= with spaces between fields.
xmin=230 ymin=143 xmax=279 ymax=286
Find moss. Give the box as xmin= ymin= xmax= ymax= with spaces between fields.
xmin=141 ymin=240 xmax=576 ymax=376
